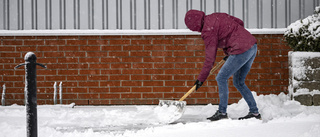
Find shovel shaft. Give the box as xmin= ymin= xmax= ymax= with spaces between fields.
xmin=178 ymin=58 xmax=226 ymax=101
xmin=179 ymin=85 xmax=196 ymax=101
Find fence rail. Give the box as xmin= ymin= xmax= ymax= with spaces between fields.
xmin=0 ymin=0 xmax=319 ymax=30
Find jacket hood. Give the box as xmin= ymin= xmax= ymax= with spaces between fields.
xmin=184 ymin=10 xmax=205 ymax=32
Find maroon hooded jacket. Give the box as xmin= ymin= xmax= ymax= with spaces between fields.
xmin=185 ymin=10 xmax=257 ymax=82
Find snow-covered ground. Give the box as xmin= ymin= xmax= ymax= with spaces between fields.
xmin=1 ymin=92 xmax=320 ymax=137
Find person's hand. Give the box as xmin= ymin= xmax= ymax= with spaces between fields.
xmin=194 ymin=80 xmax=203 ymax=91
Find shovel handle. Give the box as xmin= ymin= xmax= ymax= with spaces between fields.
xmin=178 ymin=57 xmax=227 ymax=102
xmin=179 ymin=85 xmax=196 ymax=101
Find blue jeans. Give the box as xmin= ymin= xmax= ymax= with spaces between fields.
xmin=216 ymin=44 xmax=258 ymax=113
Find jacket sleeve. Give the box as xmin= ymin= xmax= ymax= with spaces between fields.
xmin=230 ymin=15 xmax=244 ymax=27
xmin=197 ymin=33 xmax=218 ymax=82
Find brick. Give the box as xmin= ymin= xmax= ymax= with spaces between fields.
xmin=142 ymin=93 xmax=163 ymax=98
xmin=122 ymin=81 xmax=142 ymax=86
xmin=153 ymin=87 xmax=173 ymax=92
xmin=174 ymin=51 xmax=194 ymax=56
xmin=131 ymin=87 xmax=152 ymax=93
xmin=79 ymin=58 xmax=100 ymax=63
xmin=154 ymin=63 xmax=174 ymax=68
xmin=3 ymin=40 xmax=23 ymax=45
xmin=132 ymin=63 xmax=153 ymax=68
xmin=78 ymin=82 xmax=99 ymax=87
xmin=109 ymin=75 xmax=130 ymax=80
xmin=174 ymin=39 xmax=194 ymax=45
xmin=66 ymin=40 xmax=87 ymax=45
xmin=38 ymin=46 xmax=58 ymax=51
xmin=131 ymin=51 xmax=151 ymax=56
xmin=43 ymin=52 xmax=64 ymax=57
xmin=100 ymin=94 xmax=121 ymax=99
xmin=123 ymin=45 xmax=143 ymax=50
xmin=38 ymin=69 xmax=57 ymax=75
xmin=121 ymin=93 xmax=141 ymax=98
xmin=46 ymin=76 xmax=66 ymax=81
xmin=0 ymin=53 xmax=20 ymax=58
xmin=110 ymin=40 xmax=130 ymax=45
xmin=24 ymin=40 xmax=44 ymax=45
xmin=80 ymin=70 xmax=100 ymax=75
xmin=122 ymin=69 xmax=143 ymax=74
xmin=0 ymin=46 xmax=15 ymax=51
xmin=110 ymin=87 xmax=130 ymax=92
xmin=143 ymin=81 xmax=163 ymax=86
xmin=122 ymin=57 xmax=143 ymax=62
xmin=144 ymin=45 xmax=164 ymax=50
xmin=165 ymin=81 xmax=186 ymax=86
xmin=67 ymin=88 xmax=88 ymax=93
xmin=60 ymin=46 xmax=79 ymax=51
xmin=78 ymin=94 xmax=99 ymax=99
xmin=260 ymin=38 xmax=281 ymax=44
xmin=152 ymin=39 xmax=173 ymax=44
xmin=100 ymin=81 xmax=121 ymax=87
xmin=101 ymin=36 xmax=122 ymax=39
xmin=166 ymin=45 xmax=186 ymax=50
xmin=165 ymin=69 xmax=185 ymax=74
xmin=79 ymin=36 xmax=100 ymax=39
xmin=165 ymin=57 xmax=185 ymax=62
xmin=58 ymin=70 xmax=78 ymax=75
xmin=174 ymin=75 xmax=194 ymax=80
xmin=37 ymin=58 xmax=57 ymax=63
xmin=101 ymin=45 xmax=122 ymax=51
xmin=131 ymin=40 xmax=151 ymax=45
xmin=89 ymin=88 xmax=107 ymax=93
xmin=143 ymin=57 xmax=163 ymax=62
xmin=68 ymin=64 xmax=89 ymax=69
xmin=152 ymin=51 xmax=172 ymax=56
xmin=80 ymin=46 xmax=100 ymax=51
xmin=0 ymin=58 xmax=14 ymax=63
xmin=65 ymin=52 xmax=85 ymax=57
xmin=131 ymin=75 xmax=151 ymax=80
xmin=88 ymin=75 xmax=107 ymax=81
xmin=87 ymin=40 xmax=108 ymax=45
xmin=89 ymin=64 xmax=110 ymax=69
xmin=144 ymin=69 xmax=164 ymax=74
xmin=3 ymin=76 xmax=24 ymax=81
xmin=67 ymin=76 xmax=87 ymax=81
xmin=87 ymin=52 xmax=108 ymax=57
xmin=45 ymin=40 xmax=66 ymax=45
xmin=152 ymin=75 xmax=172 ymax=80
xmin=101 ymin=70 xmax=121 ymax=75
xmin=58 ymin=58 xmax=78 ymax=63
xmin=111 ymin=63 xmax=131 ymax=69
xmin=109 ymin=51 xmax=129 ymax=56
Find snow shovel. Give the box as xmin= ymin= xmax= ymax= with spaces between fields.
xmin=159 ymin=56 xmax=229 ymax=113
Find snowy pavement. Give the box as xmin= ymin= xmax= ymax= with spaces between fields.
xmin=1 ymin=92 xmax=320 ymax=137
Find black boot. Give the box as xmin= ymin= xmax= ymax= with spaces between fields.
xmin=207 ymin=110 xmax=228 ymax=121
xmin=239 ymin=112 xmax=261 ymax=120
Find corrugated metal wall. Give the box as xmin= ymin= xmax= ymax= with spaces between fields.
xmin=0 ymin=0 xmax=318 ymax=30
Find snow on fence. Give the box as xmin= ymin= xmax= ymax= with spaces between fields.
xmin=53 ymin=82 xmax=63 ymax=105
xmin=1 ymin=84 xmax=5 ymax=106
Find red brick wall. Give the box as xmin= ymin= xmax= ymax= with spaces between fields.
xmin=0 ymin=34 xmax=290 ymax=105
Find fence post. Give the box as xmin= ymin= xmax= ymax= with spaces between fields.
xmin=15 ymin=52 xmax=46 ymax=137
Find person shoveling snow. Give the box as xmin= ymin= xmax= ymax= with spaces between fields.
xmin=184 ymin=9 xmax=261 ymax=121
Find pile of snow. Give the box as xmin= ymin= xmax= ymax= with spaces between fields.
xmin=0 ymin=92 xmax=320 ymax=137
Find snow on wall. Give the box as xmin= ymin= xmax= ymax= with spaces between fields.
xmin=289 ymin=51 xmax=320 ymax=97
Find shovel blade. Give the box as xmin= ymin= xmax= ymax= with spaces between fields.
xmin=159 ymin=100 xmax=186 ymax=113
